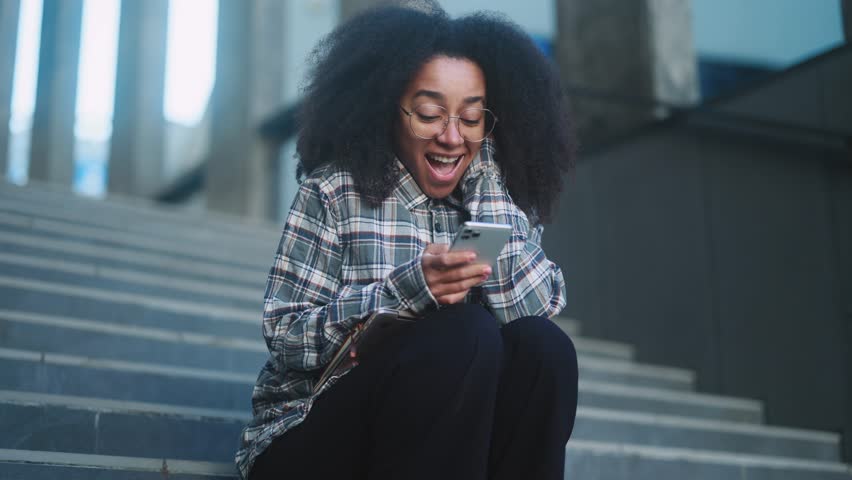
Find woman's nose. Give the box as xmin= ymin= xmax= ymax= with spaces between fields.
xmin=436 ymin=118 xmax=465 ymax=146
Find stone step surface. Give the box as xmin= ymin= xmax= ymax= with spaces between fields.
xmin=565 ymin=441 xmax=852 ymax=480
xmin=0 ymin=449 xmax=238 ymax=479
xmin=2 ymin=183 xmax=850 ymax=479
xmin=0 ymin=310 xmax=627 ymax=375
xmin=0 ymin=278 xmax=683 ymax=386
xmin=0 ymin=209 xmax=272 ymax=268
xmin=578 ymin=379 xmax=763 ymax=423
xmin=0 ymin=390 xmax=831 ymax=464
xmin=0 ymin=391 xmax=243 ymax=463
xmin=0 ymin=280 xmax=259 ymax=340
xmin=551 ymin=316 xmax=582 ymax=336
xmin=0 ymin=202 xmax=273 ymax=268
xmin=0 ymin=254 xmax=629 ymax=362
xmin=0 ymin=309 xmax=268 ymax=373
xmin=5 ymin=444 xmax=849 ymax=480
xmin=0 ymin=253 xmax=621 ymax=354
xmin=573 ymin=407 xmax=841 ymax=462
xmin=0 ymin=347 xmax=762 ymax=420
xmin=0 ymin=342 xmax=690 ymax=414
xmin=0 ymin=254 xmax=260 ymax=310
xmin=6 ymin=281 xmax=659 ymax=378
xmin=0 ymin=180 xmax=280 ymax=240
xmin=0 ymin=232 xmax=263 ymax=287
xmin=0 ymin=347 xmax=252 ymax=411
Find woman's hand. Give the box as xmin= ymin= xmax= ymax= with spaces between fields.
xmin=422 ymin=243 xmax=491 ymax=305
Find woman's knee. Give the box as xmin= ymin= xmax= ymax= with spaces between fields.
xmin=501 ymin=316 xmax=578 ymax=381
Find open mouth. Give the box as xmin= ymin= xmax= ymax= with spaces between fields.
xmin=425 ymin=153 xmax=464 ymax=179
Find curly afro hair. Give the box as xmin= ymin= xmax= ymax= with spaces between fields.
xmin=296 ymin=3 xmax=575 ymax=222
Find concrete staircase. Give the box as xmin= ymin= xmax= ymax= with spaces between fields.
xmin=0 ymin=181 xmax=849 ymax=479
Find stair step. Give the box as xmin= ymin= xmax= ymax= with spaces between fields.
xmin=0 ymin=309 xmax=626 ymax=368
xmin=579 ymin=380 xmax=763 ymax=423
xmin=0 ymin=309 xmax=268 ymax=374
xmin=0 ymin=253 xmax=260 ymax=310
xmin=5 ymin=183 xmax=847 ymax=478
xmin=573 ymin=407 xmax=841 ymax=462
xmin=0 ymin=231 xmax=263 ymax=286
xmin=0 ymin=210 xmax=271 ymax=268
xmin=0 ymin=449 xmax=237 ymax=479
xmin=0 ymin=391 xmax=243 ymax=463
xmin=0 ymin=278 xmax=259 ymax=340
xmin=566 ymin=441 xmax=852 ymax=479
xmin=0 ymin=179 xmax=279 ymax=239
xmin=2 ymin=254 xmax=624 ymax=362
xmin=0 ymin=390 xmax=829 ymax=464
xmin=0 ymin=345 xmax=733 ymax=417
xmin=0 ymin=308 xmax=687 ymax=389
xmin=0 ymin=347 xmax=253 ymax=410
xmin=552 ymin=316 xmax=582 ymax=336
xmin=570 ymin=336 xmax=632 ymax=360
xmin=578 ymin=356 xmax=694 ymax=391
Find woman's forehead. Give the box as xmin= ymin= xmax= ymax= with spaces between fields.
xmin=404 ymin=56 xmax=486 ymax=103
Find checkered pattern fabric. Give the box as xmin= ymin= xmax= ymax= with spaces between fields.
xmin=236 ymin=139 xmax=566 ymax=478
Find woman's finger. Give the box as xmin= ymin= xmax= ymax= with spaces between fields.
xmin=436 ymin=291 xmax=468 ymax=305
xmin=435 ymin=263 xmax=491 ymax=283
xmin=429 ymin=271 xmax=489 ymax=298
xmin=424 ymin=243 xmax=450 ymax=255
xmin=426 ymin=251 xmax=477 ymax=271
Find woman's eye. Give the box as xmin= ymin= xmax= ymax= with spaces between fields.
xmin=416 ymin=114 xmax=442 ymax=123
xmin=460 ymin=118 xmax=481 ymax=127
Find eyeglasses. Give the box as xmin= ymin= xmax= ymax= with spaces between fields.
xmin=400 ymin=104 xmax=498 ymax=142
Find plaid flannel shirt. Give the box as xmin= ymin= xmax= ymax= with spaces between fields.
xmin=235 ymin=139 xmax=566 ymax=478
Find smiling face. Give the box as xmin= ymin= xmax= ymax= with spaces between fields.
xmin=395 ymin=56 xmax=486 ymax=199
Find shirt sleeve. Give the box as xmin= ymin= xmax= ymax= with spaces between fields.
xmin=463 ymin=170 xmax=567 ymax=324
xmin=262 ymin=178 xmax=436 ymax=373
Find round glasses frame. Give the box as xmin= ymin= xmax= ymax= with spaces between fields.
xmin=400 ymin=104 xmax=498 ymax=142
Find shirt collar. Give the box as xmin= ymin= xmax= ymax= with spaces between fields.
xmin=393 ymin=159 xmax=430 ymax=210
xmin=461 ymin=138 xmax=499 ymax=184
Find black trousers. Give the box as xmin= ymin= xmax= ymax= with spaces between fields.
xmin=250 ymin=304 xmax=578 ymax=480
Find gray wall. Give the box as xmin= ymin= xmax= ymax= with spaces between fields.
xmin=543 ymin=44 xmax=852 ymax=459
xmin=545 ymin=122 xmax=851 ymax=458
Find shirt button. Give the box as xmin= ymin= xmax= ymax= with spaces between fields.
xmin=434 ymin=222 xmax=444 ymax=233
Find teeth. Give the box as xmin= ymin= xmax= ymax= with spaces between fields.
xmin=427 ymin=154 xmax=460 ymax=164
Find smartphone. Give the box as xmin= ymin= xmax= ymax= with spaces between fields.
xmin=449 ymin=221 xmax=512 ymax=268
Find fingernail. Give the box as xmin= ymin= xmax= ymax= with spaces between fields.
xmin=468 ymin=253 xmax=476 ymax=261
xmin=482 ymin=267 xmax=492 ymax=275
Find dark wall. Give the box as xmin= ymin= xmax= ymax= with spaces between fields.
xmin=827 ymin=156 xmax=852 ymax=460
xmin=544 ymin=44 xmax=852 ymax=459
xmin=548 ymin=127 xmax=719 ymax=387
xmin=703 ymin=133 xmax=842 ymax=426
xmin=543 ymin=123 xmax=851 ymax=457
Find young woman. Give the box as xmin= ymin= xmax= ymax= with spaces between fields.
xmin=238 ymin=4 xmax=578 ymax=479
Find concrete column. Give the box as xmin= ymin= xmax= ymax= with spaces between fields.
xmin=207 ymin=0 xmax=287 ymax=219
xmin=555 ymin=0 xmax=699 ymax=144
xmin=28 ymin=0 xmax=83 ymax=186
xmin=107 ymin=0 xmax=168 ymax=197
xmin=340 ymin=0 xmax=441 ymax=21
xmin=339 ymin=0 xmax=394 ymax=21
xmin=0 ymin=0 xmax=20 ymax=178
